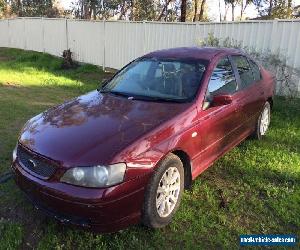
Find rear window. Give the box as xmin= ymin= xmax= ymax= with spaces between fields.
xmin=232 ymin=55 xmax=254 ymax=89
xmin=249 ymin=60 xmax=261 ymax=81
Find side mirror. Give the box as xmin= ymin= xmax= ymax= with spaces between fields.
xmin=212 ymin=94 xmax=233 ymax=106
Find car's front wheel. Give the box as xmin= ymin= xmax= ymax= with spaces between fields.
xmin=142 ymin=153 xmax=184 ymax=228
xmin=253 ymin=101 xmax=271 ymax=140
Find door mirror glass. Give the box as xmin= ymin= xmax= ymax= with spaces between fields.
xmin=212 ymin=94 xmax=233 ymax=106
xmin=203 ymin=56 xmax=237 ymax=110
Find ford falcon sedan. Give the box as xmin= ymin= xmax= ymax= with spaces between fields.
xmin=12 ymin=47 xmax=275 ymax=232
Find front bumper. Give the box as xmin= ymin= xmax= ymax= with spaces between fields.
xmin=12 ymin=161 xmax=152 ymax=232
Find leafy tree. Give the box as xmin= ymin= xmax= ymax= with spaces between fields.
xmin=253 ymin=0 xmax=294 ymax=19
xmin=0 ymin=0 xmax=5 ymax=17
xmin=294 ymin=4 xmax=300 ymax=17
xmin=2 ymin=0 xmax=62 ymax=17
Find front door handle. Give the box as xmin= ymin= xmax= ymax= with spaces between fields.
xmin=235 ymin=102 xmax=242 ymax=112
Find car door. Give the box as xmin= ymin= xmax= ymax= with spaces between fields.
xmin=231 ymin=55 xmax=265 ymax=133
xmin=192 ymin=56 xmax=243 ymax=176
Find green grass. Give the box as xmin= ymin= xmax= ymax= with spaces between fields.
xmin=0 ymin=220 xmax=23 ymax=250
xmin=0 ymin=48 xmax=299 ymax=249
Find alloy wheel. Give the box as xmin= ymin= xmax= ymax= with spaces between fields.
xmin=260 ymin=105 xmax=270 ymax=135
xmin=155 ymin=166 xmax=181 ymax=218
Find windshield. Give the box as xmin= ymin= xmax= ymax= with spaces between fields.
xmin=101 ymin=58 xmax=207 ymax=102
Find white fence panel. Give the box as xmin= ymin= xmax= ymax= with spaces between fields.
xmin=1 ymin=18 xmax=300 ymax=69
xmin=68 ymin=20 xmax=104 ymax=67
xmin=105 ymin=21 xmax=145 ymax=69
xmin=24 ymin=18 xmax=44 ymax=52
xmin=8 ymin=19 xmax=25 ymax=49
xmin=0 ymin=20 xmax=9 ymax=47
xmin=43 ymin=18 xmax=67 ymax=57
xmin=0 ymin=17 xmax=299 ymax=92
xmin=144 ymin=22 xmax=197 ymax=54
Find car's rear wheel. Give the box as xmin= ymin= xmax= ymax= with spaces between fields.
xmin=253 ymin=101 xmax=271 ymax=140
xmin=142 ymin=153 xmax=184 ymax=228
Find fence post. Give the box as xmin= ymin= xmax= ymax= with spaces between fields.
xmin=195 ymin=22 xmax=199 ymax=45
xmin=7 ymin=19 xmax=10 ymax=48
xmin=143 ymin=21 xmax=146 ymax=54
xmin=23 ymin=18 xmax=26 ymax=50
xmin=270 ymin=19 xmax=278 ymax=54
xmin=42 ymin=17 xmax=45 ymax=53
xmin=103 ymin=20 xmax=106 ymax=71
xmin=65 ymin=18 xmax=69 ymax=50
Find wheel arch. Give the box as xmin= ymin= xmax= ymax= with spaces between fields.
xmin=171 ymin=150 xmax=192 ymax=190
xmin=267 ymin=96 xmax=273 ymax=110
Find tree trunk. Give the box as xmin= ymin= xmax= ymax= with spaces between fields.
xmin=119 ymin=0 xmax=127 ymax=20
xmin=268 ymin=0 xmax=273 ymax=17
xmin=198 ymin=0 xmax=206 ymax=21
xmin=224 ymin=4 xmax=229 ymax=21
xmin=91 ymin=0 xmax=96 ymax=20
xmin=17 ymin=0 xmax=22 ymax=16
xmin=80 ymin=0 xmax=84 ymax=19
xmin=180 ymin=0 xmax=187 ymax=22
xmin=157 ymin=0 xmax=172 ymax=21
xmin=231 ymin=3 xmax=234 ymax=21
xmin=219 ymin=0 xmax=222 ymax=21
xmin=193 ymin=0 xmax=198 ymax=22
xmin=287 ymin=0 xmax=292 ymax=17
xmin=240 ymin=0 xmax=243 ymax=19
xmin=130 ymin=0 xmax=135 ymax=21
xmin=84 ymin=0 xmax=90 ymax=19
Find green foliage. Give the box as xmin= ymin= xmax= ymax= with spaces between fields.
xmin=3 ymin=0 xmax=61 ymax=17
xmin=253 ymin=0 xmax=294 ymax=19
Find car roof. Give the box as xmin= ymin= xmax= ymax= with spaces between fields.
xmin=142 ymin=47 xmax=243 ymax=61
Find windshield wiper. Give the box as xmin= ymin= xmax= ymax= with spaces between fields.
xmin=130 ymin=95 xmax=186 ymax=103
xmin=99 ymin=90 xmax=132 ymax=98
xmin=99 ymin=90 xmax=186 ymax=103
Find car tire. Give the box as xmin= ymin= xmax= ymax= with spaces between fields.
xmin=252 ymin=101 xmax=271 ymax=140
xmin=142 ymin=153 xmax=184 ymax=228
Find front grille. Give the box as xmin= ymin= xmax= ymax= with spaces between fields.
xmin=17 ymin=145 xmax=57 ymax=178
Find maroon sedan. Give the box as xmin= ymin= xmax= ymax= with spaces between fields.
xmin=12 ymin=47 xmax=275 ymax=232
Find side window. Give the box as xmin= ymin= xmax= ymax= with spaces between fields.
xmin=208 ymin=57 xmax=237 ymax=96
xmin=232 ymin=55 xmax=254 ymax=89
xmin=249 ymin=60 xmax=261 ymax=81
xmin=203 ymin=57 xmax=237 ymax=109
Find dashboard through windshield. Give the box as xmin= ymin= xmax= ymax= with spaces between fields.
xmin=101 ymin=57 xmax=208 ymax=102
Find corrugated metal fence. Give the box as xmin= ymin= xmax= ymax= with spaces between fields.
xmin=0 ymin=17 xmax=300 ymax=92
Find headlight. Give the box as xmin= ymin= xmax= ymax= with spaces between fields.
xmin=12 ymin=143 xmax=18 ymax=162
xmin=60 ymin=163 xmax=126 ymax=188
